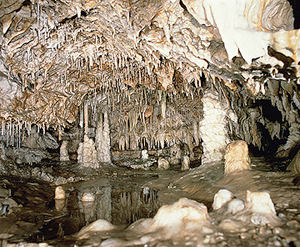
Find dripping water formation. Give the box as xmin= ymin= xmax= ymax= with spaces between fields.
xmin=1 ymin=0 xmax=300 ymax=246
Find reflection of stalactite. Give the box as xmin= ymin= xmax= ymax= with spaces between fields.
xmin=118 ymin=189 xmax=158 ymax=224
xmin=96 ymin=111 xmax=111 ymax=163
xmin=97 ymin=187 xmax=112 ymax=222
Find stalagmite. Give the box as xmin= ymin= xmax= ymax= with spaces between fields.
xmin=84 ymin=103 xmax=89 ymax=134
xmin=246 ymin=190 xmax=281 ymax=226
xmin=141 ymin=150 xmax=149 ymax=160
xmin=199 ymin=91 xmax=229 ymax=164
xmin=77 ymin=135 xmax=98 ymax=168
xmin=212 ymin=189 xmax=233 ymax=211
xmin=224 ymin=140 xmax=251 ymax=174
xmin=158 ymin=157 xmax=170 ymax=170
xmin=54 ymin=186 xmax=65 ymax=200
xmin=79 ymin=105 xmax=84 ymax=129
xmin=60 ymin=140 xmax=70 ymax=161
xmin=227 ymin=199 xmax=245 ymax=215
xmin=96 ymin=111 xmax=111 ymax=163
xmin=82 ymin=192 xmax=95 ymax=202
xmin=181 ymin=155 xmax=190 ymax=171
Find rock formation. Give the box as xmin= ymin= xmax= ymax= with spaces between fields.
xmin=224 ymin=140 xmax=251 ymax=174
xmin=0 ymin=0 xmax=299 ymax=163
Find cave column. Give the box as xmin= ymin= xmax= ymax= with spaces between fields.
xmin=96 ymin=111 xmax=111 ymax=163
xmin=199 ymin=91 xmax=230 ymax=164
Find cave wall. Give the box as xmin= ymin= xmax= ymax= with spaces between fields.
xmin=0 ymin=0 xmax=300 ymax=165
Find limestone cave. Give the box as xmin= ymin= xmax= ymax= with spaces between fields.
xmin=0 ymin=0 xmax=300 ymax=246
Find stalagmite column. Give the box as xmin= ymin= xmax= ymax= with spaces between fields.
xmin=60 ymin=140 xmax=70 ymax=161
xmin=84 ymin=103 xmax=89 ymax=134
xmin=96 ymin=111 xmax=111 ymax=163
xmin=77 ymin=135 xmax=98 ymax=168
xmin=199 ymin=91 xmax=229 ymax=164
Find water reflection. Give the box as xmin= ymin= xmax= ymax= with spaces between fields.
xmin=6 ymin=178 xmax=160 ymax=245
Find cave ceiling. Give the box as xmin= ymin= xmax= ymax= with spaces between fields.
xmin=0 ymin=0 xmax=300 ymax=156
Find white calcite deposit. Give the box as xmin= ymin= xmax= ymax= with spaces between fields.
xmin=246 ymin=190 xmax=281 ymax=226
xmin=212 ymin=189 xmax=234 ymax=211
xmin=157 ymin=157 xmax=170 ymax=170
xmin=182 ymin=0 xmax=294 ymax=64
xmin=60 ymin=140 xmax=70 ymax=161
xmin=224 ymin=140 xmax=251 ymax=174
xmin=77 ymin=135 xmax=98 ymax=169
xmin=77 ymin=188 xmax=284 ymax=246
xmin=200 ymin=92 xmax=230 ymax=164
xmin=96 ymin=111 xmax=111 ymax=163
xmin=54 ymin=186 xmax=65 ymax=200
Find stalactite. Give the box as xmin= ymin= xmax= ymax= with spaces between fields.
xmin=161 ymin=93 xmax=166 ymax=119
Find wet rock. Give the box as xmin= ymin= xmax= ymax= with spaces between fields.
xmin=246 ymin=190 xmax=281 ymax=226
xmin=22 ymin=127 xmax=59 ymax=150
xmin=218 ymin=219 xmax=247 ymax=233
xmin=0 ymin=142 xmax=6 ymax=160
xmin=212 ymin=189 xmax=233 ymax=210
xmin=286 ymin=220 xmax=300 ymax=229
xmin=119 ymin=159 xmax=156 ymax=170
xmin=0 ymin=186 xmax=10 ymax=198
xmin=227 ymin=198 xmax=245 ymax=215
xmin=203 ymin=234 xmax=216 ymax=244
xmin=156 ymin=143 xmax=188 ymax=166
xmin=6 ymin=147 xmax=51 ymax=164
xmin=192 ymin=145 xmax=203 ymax=161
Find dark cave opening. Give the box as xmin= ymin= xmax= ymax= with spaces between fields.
xmin=248 ymin=99 xmax=288 ymax=157
xmin=287 ymin=0 xmax=300 ymax=29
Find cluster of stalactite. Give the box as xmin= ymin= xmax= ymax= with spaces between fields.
xmin=222 ymin=58 xmax=300 ymax=157
xmin=1 ymin=0 xmax=300 ymax=160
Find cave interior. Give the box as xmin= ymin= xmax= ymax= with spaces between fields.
xmin=1 ymin=0 xmax=300 ymax=246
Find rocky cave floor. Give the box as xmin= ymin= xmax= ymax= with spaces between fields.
xmin=0 ymin=156 xmax=300 ymax=247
